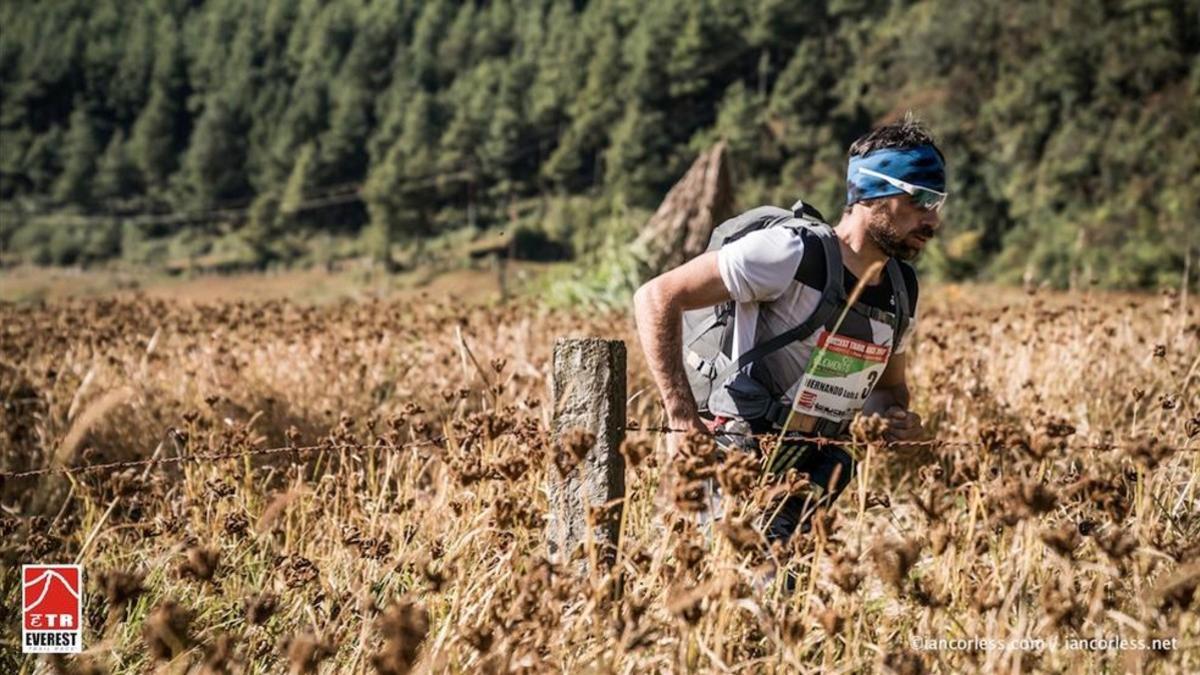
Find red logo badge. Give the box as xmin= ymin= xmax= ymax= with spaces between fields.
xmin=22 ymin=564 xmax=83 ymax=653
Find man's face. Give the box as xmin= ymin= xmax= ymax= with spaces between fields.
xmin=862 ymin=195 xmax=941 ymax=261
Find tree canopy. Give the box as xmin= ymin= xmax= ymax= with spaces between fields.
xmin=0 ymin=0 xmax=1196 ymax=288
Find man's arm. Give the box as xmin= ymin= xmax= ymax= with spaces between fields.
xmin=862 ymin=353 xmax=923 ymax=441
xmin=863 ymin=353 xmax=910 ymax=412
xmin=633 ymin=251 xmax=732 ymax=434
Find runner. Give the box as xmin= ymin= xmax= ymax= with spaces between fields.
xmin=633 ymin=116 xmax=945 ymax=551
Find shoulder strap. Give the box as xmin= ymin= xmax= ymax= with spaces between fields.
xmin=883 ymin=259 xmax=910 ymax=348
xmin=790 ymin=199 xmax=828 ymax=224
xmin=710 ymin=222 xmax=846 ymax=387
xmin=809 ymin=223 xmax=844 ymax=298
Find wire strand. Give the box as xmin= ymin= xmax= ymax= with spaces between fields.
xmin=0 ymin=438 xmax=446 ymax=480
xmin=0 ymin=424 xmax=1192 ymax=480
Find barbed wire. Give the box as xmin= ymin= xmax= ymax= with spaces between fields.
xmin=625 ymin=424 xmax=1198 ymax=453
xmin=1 ymin=422 xmax=1193 ymax=481
xmin=0 ymin=438 xmax=448 ymax=480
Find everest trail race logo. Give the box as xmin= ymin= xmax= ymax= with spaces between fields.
xmin=22 ymin=564 xmax=83 ymax=653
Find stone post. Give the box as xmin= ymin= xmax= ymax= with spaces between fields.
xmin=547 ymin=338 xmax=626 ymax=566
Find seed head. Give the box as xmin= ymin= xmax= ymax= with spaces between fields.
xmin=143 ymin=600 xmax=192 ymax=661
xmin=371 ymin=597 xmax=429 ymax=675
xmin=284 ymin=630 xmax=333 ymax=675
xmin=245 ymin=592 xmax=278 ymax=625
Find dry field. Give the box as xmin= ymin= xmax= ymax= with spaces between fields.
xmin=1 ymin=284 xmax=1198 ymax=674
xmin=0 ymin=263 xmax=555 ymax=306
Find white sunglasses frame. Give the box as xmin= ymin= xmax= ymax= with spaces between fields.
xmin=856 ymin=166 xmax=947 ymax=212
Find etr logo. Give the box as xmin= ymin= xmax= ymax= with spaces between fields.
xmin=22 ymin=564 xmax=83 ymax=653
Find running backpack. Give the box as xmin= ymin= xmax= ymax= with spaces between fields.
xmin=681 ymin=200 xmax=911 ymax=431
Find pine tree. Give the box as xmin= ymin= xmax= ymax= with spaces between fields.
xmin=438 ymin=2 xmax=476 ymax=79
xmin=438 ymin=62 xmax=499 ymax=175
xmin=410 ymin=0 xmax=455 ymax=90
xmin=542 ymin=14 xmax=623 ymax=190
xmin=482 ymin=60 xmax=535 ymax=196
xmin=363 ymin=91 xmax=441 ymax=268
xmin=322 ymin=80 xmax=371 ymax=184
xmin=129 ymin=85 xmax=181 ymax=192
xmin=93 ymin=130 xmax=140 ymax=201
xmin=177 ymin=95 xmax=250 ymax=209
xmin=368 ymin=65 xmax=415 ymax=165
xmin=604 ymin=102 xmax=671 ymax=208
xmin=54 ymin=105 xmax=101 ymax=205
xmin=110 ymin=2 xmax=156 ymax=122
xmin=528 ymin=1 xmax=582 ymax=140
xmin=129 ymin=16 xmax=188 ymax=193
xmin=706 ymin=81 xmax=763 ymax=162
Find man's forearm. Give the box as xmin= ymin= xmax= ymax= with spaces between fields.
xmin=863 ymin=383 xmax=910 ymax=416
xmin=633 ymin=283 xmax=700 ymax=424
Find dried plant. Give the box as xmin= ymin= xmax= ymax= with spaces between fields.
xmin=371 ymin=597 xmax=429 ymax=674
xmin=0 ymin=286 xmax=1194 ymax=673
xmin=143 ymin=600 xmax=192 ymax=661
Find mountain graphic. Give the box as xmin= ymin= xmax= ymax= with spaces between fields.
xmin=23 ymin=568 xmax=81 ymax=629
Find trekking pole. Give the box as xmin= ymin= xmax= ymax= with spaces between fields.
xmin=760 ymin=260 xmax=886 ymax=479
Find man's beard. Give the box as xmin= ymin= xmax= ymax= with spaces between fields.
xmin=865 ymin=209 xmax=932 ymax=261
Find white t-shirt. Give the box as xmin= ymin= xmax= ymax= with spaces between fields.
xmin=715 ymin=226 xmax=918 ymax=400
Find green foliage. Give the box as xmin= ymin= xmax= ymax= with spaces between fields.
xmin=53 ymin=105 xmax=101 ymax=205
xmin=93 ymin=131 xmax=141 ymax=201
xmin=176 ymin=95 xmax=250 ymax=209
xmin=0 ymin=0 xmax=1195 ymax=289
xmin=535 ymin=204 xmax=651 ymax=310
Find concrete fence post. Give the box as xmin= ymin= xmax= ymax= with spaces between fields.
xmin=548 ymin=337 xmax=626 ymax=566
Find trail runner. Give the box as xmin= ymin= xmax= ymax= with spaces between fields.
xmin=633 ymin=117 xmax=945 ymax=554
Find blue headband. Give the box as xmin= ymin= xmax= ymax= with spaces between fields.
xmin=846 ymin=144 xmax=946 ymax=207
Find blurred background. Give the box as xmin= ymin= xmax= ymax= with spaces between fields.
xmin=0 ymin=0 xmax=1197 ymax=303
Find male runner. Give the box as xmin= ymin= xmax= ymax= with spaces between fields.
xmin=633 ymin=116 xmax=945 ymax=544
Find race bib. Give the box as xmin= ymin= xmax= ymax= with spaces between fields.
xmin=791 ymin=329 xmax=890 ymax=421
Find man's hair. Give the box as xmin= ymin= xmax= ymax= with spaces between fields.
xmin=843 ymin=112 xmax=942 ymax=216
xmin=847 ymin=112 xmax=942 ymax=159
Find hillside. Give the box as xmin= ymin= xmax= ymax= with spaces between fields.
xmin=0 ymin=0 xmax=1197 ymax=288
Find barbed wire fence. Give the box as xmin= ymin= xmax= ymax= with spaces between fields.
xmin=1 ymin=421 xmax=1192 ymax=482
xmin=2 ymin=337 xmax=1196 ymax=559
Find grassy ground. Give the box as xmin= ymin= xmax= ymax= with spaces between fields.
xmin=0 ymin=261 xmax=563 ymax=306
xmin=0 ymin=276 xmax=1197 ymax=673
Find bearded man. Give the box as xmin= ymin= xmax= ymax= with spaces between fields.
xmin=633 ymin=116 xmax=946 ymax=548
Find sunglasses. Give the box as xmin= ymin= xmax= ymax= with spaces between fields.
xmin=857 ymin=167 xmax=947 ymax=212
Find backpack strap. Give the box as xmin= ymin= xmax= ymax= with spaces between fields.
xmin=836 ymin=259 xmax=910 ymax=343
xmin=709 ymin=223 xmax=845 ymax=388
xmin=790 ymin=199 xmax=828 ymax=224
xmin=882 ymin=259 xmax=910 ymax=350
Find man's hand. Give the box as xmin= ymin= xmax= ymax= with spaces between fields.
xmin=879 ymin=405 xmax=924 ymax=442
xmin=668 ymin=414 xmax=710 ymax=436
xmin=665 ymin=414 xmax=711 ymax=458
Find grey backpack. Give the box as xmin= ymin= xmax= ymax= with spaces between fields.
xmin=681 ymin=200 xmax=911 ymax=432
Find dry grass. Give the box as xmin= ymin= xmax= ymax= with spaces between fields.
xmin=0 ymin=261 xmax=560 ymax=305
xmin=1 ymin=283 xmax=1197 ymax=673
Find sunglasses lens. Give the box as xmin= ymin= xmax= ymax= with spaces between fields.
xmin=912 ymin=190 xmax=944 ymax=212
